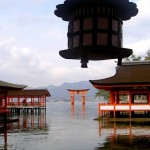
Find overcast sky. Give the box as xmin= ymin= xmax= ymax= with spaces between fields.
xmin=0 ymin=0 xmax=149 ymax=87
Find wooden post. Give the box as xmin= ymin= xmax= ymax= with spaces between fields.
xmin=114 ymin=101 xmax=116 ymax=118
xmin=82 ymin=104 xmax=85 ymax=112
xmin=17 ymin=96 xmax=20 ymax=106
xmin=148 ymin=93 xmax=150 ymax=116
xmin=4 ymin=91 xmax=7 ymax=109
xmin=82 ymin=96 xmax=85 ymax=105
xmin=98 ymin=103 xmax=100 ymax=117
xmin=71 ymin=95 xmax=74 ymax=105
xmin=115 ymin=92 xmax=120 ymax=117
xmin=129 ymin=93 xmax=132 ymax=119
xmin=110 ymin=92 xmax=114 ymax=104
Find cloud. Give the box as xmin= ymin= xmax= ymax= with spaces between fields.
xmin=124 ymin=0 xmax=150 ymax=55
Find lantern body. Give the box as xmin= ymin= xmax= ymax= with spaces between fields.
xmin=55 ymin=0 xmax=138 ymax=67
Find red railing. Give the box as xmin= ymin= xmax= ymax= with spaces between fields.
xmin=7 ymin=102 xmax=46 ymax=107
xmin=98 ymin=103 xmax=150 ymax=117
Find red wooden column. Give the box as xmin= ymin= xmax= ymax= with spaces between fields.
xmin=110 ymin=91 xmax=115 ymax=117
xmin=110 ymin=92 xmax=114 ymax=104
xmin=149 ymin=92 xmax=150 ymax=104
xmin=116 ymin=93 xmax=119 ymax=104
xmin=113 ymin=92 xmax=118 ymax=118
xmin=31 ymin=96 xmax=35 ymax=106
xmin=4 ymin=91 xmax=7 ymax=109
xmin=17 ymin=96 xmax=20 ymax=106
xmin=71 ymin=94 xmax=74 ymax=105
xmin=129 ymin=93 xmax=132 ymax=118
xmin=68 ymin=90 xmax=75 ymax=105
xmin=148 ymin=92 xmax=150 ymax=115
xmin=81 ymin=95 xmax=85 ymax=105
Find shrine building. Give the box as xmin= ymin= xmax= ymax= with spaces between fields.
xmin=6 ymin=89 xmax=51 ymax=113
xmin=90 ymin=61 xmax=150 ymax=118
xmin=0 ymin=80 xmax=26 ymax=122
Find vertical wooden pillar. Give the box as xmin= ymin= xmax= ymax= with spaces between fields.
xmin=7 ymin=97 xmax=10 ymax=105
xmin=116 ymin=93 xmax=119 ymax=104
xmin=110 ymin=92 xmax=114 ymax=117
xmin=116 ymin=92 xmax=120 ymax=117
xmin=17 ymin=96 xmax=20 ymax=106
xmin=38 ymin=97 xmax=40 ymax=107
xmin=98 ymin=103 xmax=101 ymax=117
xmin=114 ymin=101 xmax=116 ymax=118
xmin=4 ymin=91 xmax=8 ymax=120
xmin=4 ymin=91 xmax=7 ymax=109
xmin=70 ymin=91 xmax=74 ymax=105
xmin=148 ymin=93 xmax=150 ymax=116
xmin=33 ymin=96 xmax=34 ymax=106
xmin=81 ymin=91 xmax=85 ymax=105
xmin=149 ymin=92 xmax=150 ymax=104
xmin=113 ymin=92 xmax=117 ymax=118
xmin=82 ymin=96 xmax=85 ymax=105
xmin=71 ymin=95 xmax=74 ymax=105
xmin=110 ymin=92 xmax=114 ymax=104
xmin=129 ymin=93 xmax=132 ymax=118
xmin=82 ymin=103 xmax=85 ymax=112
xmin=31 ymin=96 xmax=33 ymax=106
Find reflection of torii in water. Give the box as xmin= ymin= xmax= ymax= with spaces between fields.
xmin=67 ymin=89 xmax=89 ymax=105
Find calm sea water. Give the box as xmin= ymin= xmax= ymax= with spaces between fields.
xmin=0 ymin=102 xmax=150 ymax=150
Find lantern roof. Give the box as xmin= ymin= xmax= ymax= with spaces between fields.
xmin=55 ymin=0 xmax=138 ymax=21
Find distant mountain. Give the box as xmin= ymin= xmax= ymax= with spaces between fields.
xmin=46 ymin=81 xmax=98 ymax=101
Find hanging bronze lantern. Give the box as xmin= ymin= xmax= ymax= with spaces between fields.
xmin=54 ymin=0 xmax=138 ymax=68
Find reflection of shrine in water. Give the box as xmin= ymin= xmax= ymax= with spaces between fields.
xmin=96 ymin=120 xmax=150 ymax=149
xmin=0 ymin=124 xmax=9 ymax=150
xmin=10 ymin=112 xmax=48 ymax=132
xmin=0 ymin=113 xmax=48 ymax=149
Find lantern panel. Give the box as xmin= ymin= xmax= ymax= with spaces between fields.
xmin=97 ymin=33 xmax=108 ymax=46
xmin=73 ymin=20 xmax=80 ymax=32
xmin=83 ymin=18 xmax=93 ymax=30
xmin=112 ymin=35 xmax=118 ymax=47
xmin=112 ymin=19 xmax=118 ymax=32
xmin=83 ymin=34 xmax=92 ymax=46
xmin=73 ymin=35 xmax=79 ymax=48
xmin=97 ymin=17 xmax=108 ymax=30
xmin=68 ymin=38 xmax=72 ymax=49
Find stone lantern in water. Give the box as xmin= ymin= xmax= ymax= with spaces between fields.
xmin=54 ymin=0 xmax=138 ymax=68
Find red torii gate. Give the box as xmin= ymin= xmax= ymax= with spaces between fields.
xmin=67 ymin=89 xmax=89 ymax=105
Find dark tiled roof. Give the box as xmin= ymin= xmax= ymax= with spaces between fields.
xmin=0 ymin=80 xmax=27 ymax=91
xmin=90 ymin=61 xmax=150 ymax=86
xmin=7 ymin=89 xmax=51 ymax=97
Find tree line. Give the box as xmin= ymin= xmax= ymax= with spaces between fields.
xmin=124 ymin=49 xmax=150 ymax=61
